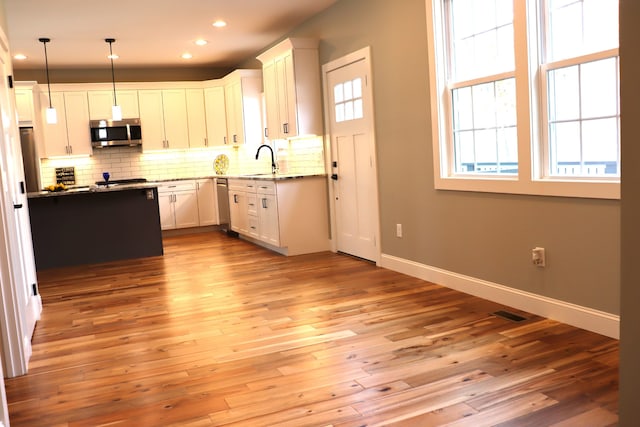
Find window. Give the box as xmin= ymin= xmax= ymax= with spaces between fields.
xmin=334 ymin=78 xmax=364 ymax=123
xmin=426 ymin=0 xmax=620 ymax=199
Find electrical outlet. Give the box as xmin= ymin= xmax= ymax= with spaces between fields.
xmin=396 ymin=223 xmax=403 ymax=238
xmin=532 ymin=247 xmax=546 ymax=267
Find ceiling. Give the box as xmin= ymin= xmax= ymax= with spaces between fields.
xmin=4 ymin=0 xmax=338 ymax=70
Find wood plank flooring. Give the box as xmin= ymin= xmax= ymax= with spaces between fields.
xmin=5 ymin=232 xmax=618 ymax=426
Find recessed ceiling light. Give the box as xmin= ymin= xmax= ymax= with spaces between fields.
xmin=195 ymin=39 xmax=208 ymax=46
xmin=182 ymin=52 xmax=193 ymax=59
xmin=212 ymin=20 xmax=227 ymax=28
xmin=14 ymin=54 xmax=27 ymax=60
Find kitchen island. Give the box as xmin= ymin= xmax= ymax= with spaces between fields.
xmin=28 ymin=184 xmax=163 ymax=270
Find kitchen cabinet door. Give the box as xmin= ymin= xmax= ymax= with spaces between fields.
xmin=262 ymin=61 xmax=280 ymax=141
xmin=204 ymin=86 xmax=228 ymax=146
xmin=158 ymin=181 xmax=199 ymax=230
xmin=186 ymin=89 xmax=208 ymax=148
xmin=257 ymin=38 xmax=322 ymax=140
xmin=161 ymin=89 xmax=189 ymax=150
xmin=87 ymin=90 xmax=139 ymax=120
xmin=223 ymin=70 xmax=263 ymax=146
xmin=39 ymin=91 xmax=91 ymax=157
xmin=138 ymin=90 xmax=166 ymax=151
xmin=224 ymin=79 xmax=243 ymax=145
xmin=138 ymin=89 xmax=189 ymax=151
xmin=39 ymin=92 xmax=68 ymax=157
xmin=64 ymin=92 xmax=92 ymax=156
xmin=196 ymin=178 xmax=218 ymax=226
xmin=158 ymin=192 xmax=176 ymax=230
xmin=258 ymin=193 xmax=280 ymax=246
xmin=229 ymin=190 xmax=248 ymax=235
xmin=173 ymin=190 xmax=199 ymax=229
xmin=15 ymin=88 xmax=34 ymax=124
xmin=275 ymin=53 xmax=296 ymax=137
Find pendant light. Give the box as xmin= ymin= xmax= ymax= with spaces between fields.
xmin=39 ymin=37 xmax=57 ymax=124
xmin=105 ymin=38 xmax=122 ymax=121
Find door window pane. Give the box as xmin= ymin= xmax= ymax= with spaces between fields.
xmin=333 ymin=78 xmax=364 ymax=123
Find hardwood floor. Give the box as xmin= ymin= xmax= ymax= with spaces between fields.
xmin=5 ymin=232 xmax=618 ymax=426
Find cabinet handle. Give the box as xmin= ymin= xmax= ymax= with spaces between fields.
xmin=264 ymin=128 xmax=268 ymax=138
xmin=262 ymin=198 xmax=267 ymax=209
xmin=224 ymin=136 xmax=227 ymax=145
xmin=283 ymin=123 xmax=289 ymax=134
xmin=233 ymin=134 xmax=238 ymax=143
xmin=233 ymin=194 xmax=238 ymax=203
xmin=204 ymin=138 xmax=208 ymax=146
xmin=69 ymin=145 xmax=73 ymax=154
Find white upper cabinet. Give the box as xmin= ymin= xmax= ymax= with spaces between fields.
xmin=204 ymin=85 xmax=228 ymax=146
xmin=257 ymin=38 xmax=323 ymax=140
xmin=185 ymin=89 xmax=208 ymax=148
xmin=138 ymin=89 xmax=189 ymax=151
xmin=15 ymin=86 xmax=34 ymax=124
xmin=39 ymin=91 xmax=92 ymax=157
xmin=87 ymin=90 xmax=139 ymax=120
xmin=222 ymin=70 xmax=263 ymax=145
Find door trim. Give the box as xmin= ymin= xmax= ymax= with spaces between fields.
xmin=322 ymin=46 xmax=381 ymax=265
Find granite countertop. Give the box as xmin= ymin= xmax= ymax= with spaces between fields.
xmin=28 ymin=173 xmax=327 ymax=198
xmin=219 ymin=173 xmax=327 ymax=181
xmin=28 ymin=182 xmax=159 ymax=199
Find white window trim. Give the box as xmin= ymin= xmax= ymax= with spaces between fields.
xmin=425 ymin=0 xmax=620 ymax=200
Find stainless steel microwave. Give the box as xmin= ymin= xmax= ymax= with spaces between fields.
xmin=90 ymin=118 xmax=142 ymax=148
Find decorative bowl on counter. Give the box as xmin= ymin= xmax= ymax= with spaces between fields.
xmin=214 ymin=154 xmax=229 ymax=175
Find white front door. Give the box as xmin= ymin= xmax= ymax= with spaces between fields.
xmin=324 ymin=47 xmax=380 ymax=263
xmin=0 ymin=26 xmax=41 ymax=379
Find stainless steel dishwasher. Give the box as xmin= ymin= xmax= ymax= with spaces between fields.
xmin=215 ymin=178 xmax=236 ymax=236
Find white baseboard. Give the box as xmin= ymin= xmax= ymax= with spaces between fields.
xmin=380 ymin=254 xmax=619 ymax=339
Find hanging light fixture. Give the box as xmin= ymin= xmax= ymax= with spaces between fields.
xmin=39 ymin=37 xmax=57 ymax=124
xmin=105 ymin=38 xmax=122 ymax=121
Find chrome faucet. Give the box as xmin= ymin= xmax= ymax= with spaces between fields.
xmin=255 ymin=144 xmax=277 ymax=174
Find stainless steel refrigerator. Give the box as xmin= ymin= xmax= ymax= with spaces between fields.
xmin=19 ymin=127 xmax=40 ymax=193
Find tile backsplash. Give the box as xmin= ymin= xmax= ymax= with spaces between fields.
xmin=39 ymin=137 xmax=326 ymax=186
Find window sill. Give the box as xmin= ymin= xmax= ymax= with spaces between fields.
xmin=434 ymin=176 xmax=620 ymax=200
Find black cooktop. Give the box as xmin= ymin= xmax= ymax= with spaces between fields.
xmin=95 ymin=178 xmax=148 ymax=186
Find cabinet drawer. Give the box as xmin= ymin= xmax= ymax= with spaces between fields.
xmin=158 ymin=180 xmax=196 ymax=193
xmin=247 ymin=216 xmax=259 ymax=237
xmin=255 ymin=180 xmax=276 ymax=195
xmin=229 ymin=179 xmax=257 ymax=192
xmin=247 ymin=193 xmax=258 ymax=216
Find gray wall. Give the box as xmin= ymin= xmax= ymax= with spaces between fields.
xmin=279 ymin=0 xmax=620 ymax=314
xmin=620 ymin=0 xmax=638 ymax=425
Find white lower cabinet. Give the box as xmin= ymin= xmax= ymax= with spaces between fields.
xmin=157 ymin=181 xmax=199 ymax=230
xmin=228 ymin=179 xmax=254 ymax=235
xmin=227 ymin=177 xmax=329 ymax=255
xmin=256 ymin=181 xmax=280 ymax=246
xmin=196 ymin=178 xmax=218 ymax=226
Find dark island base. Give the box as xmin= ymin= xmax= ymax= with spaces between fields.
xmin=29 ymin=187 xmax=164 ymax=270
